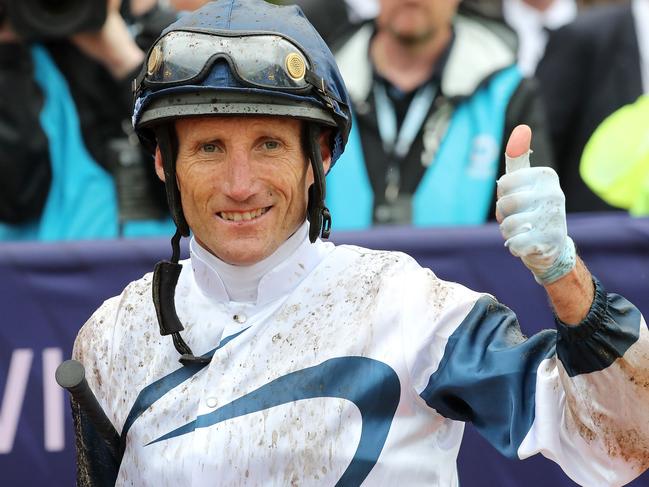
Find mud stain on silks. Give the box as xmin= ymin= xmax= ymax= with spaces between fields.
xmin=562 ymin=331 xmax=649 ymax=474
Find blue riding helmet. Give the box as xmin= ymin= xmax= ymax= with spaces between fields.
xmin=133 ymin=0 xmax=352 ymax=242
xmin=133 ymin=0 xmax=352 ymax=365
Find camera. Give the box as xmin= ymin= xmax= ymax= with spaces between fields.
xmin=2 ymin=0 xmax=106 ymax=40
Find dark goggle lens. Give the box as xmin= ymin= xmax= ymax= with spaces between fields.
xmin=145 ymin=31 xmax=311 ymax=91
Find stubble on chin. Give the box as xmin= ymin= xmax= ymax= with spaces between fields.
xmin=388 ymin=25 xmax=435 ymax=47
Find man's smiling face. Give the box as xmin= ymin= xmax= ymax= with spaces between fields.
xmin=156 ymin=115 xmax=329 ymax=265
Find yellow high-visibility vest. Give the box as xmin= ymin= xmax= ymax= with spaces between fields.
xmin=580 ymin=95 xmax=649 ymax=216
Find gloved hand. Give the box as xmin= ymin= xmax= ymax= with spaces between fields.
xmin=496 ymin=125 xmax=576 ymax=285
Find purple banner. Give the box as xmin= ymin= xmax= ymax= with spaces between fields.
xmin=1 ymin=213 xmax=648 ymax=486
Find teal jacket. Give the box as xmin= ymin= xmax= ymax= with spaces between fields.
xmin=327 ymin=16 xmax=528 ymax=229
xmin=0 ymin=46 xmax=174 ymax=241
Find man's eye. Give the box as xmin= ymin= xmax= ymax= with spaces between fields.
xmin=263 ymin=140 xmax=280 ymax=150
xmin=202 ymin=143 xmax=218 ymax=153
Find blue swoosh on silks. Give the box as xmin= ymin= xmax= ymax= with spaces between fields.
xmin=121 ymin=328 xmax=250 ymax=442
xmin=149 ymin=356 xmax=401 ymax=486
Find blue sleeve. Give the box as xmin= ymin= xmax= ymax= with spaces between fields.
xmin=419 ymin=277 xmax=642 ymax=459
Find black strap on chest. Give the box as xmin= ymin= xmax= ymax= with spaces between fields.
xmin=152 ymin=228 xmax=211 ymax=365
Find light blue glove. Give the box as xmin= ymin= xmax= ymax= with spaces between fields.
xmin=496 ymin=151 xmax=576 ymax=285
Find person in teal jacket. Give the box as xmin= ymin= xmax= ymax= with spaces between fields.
xmin=328 ymin=0 xmax=554 ymax=229
xmin=0 ymin=0 xmax=175 ymax=241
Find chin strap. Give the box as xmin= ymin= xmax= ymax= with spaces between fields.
xmin=306 ymin=123 xmax=332 ymax=243
xmin=152 ymin=125 xmax=207 ymax=364
xmin=152 ymin=229 xmax=211 ymax=365
xmin=154 ymin=125 xmax=190 ymax=237
xmin=151 ymin=129 xmax=210 ymax=365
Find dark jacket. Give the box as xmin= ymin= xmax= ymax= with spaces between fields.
xmin=0 ymin=43 xmax=51 ymax=223
xmin=0 ymin=7 xmax=174 ymax=226
xmin=536 ymin=3 xmax=643 ymax=212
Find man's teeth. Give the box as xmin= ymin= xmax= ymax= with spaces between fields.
xmin=219 ymin=207 xmax=268 ymax=221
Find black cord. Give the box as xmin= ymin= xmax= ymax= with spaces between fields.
xmin=306 ymin=123 xmax=332 ymax=241
xmin=170 ymin=228 xmax=182 ymax=264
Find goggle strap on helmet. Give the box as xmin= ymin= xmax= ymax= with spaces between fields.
xmin=306 ymin=123 xmax=332 ymax=243
xmin=304 ymin=70 xmax=343 ymax=110
xmin=154 ymin=125 xmax=190 ymax=237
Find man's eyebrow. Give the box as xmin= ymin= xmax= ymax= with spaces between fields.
xmin=181 ymin=135 xmax=222 ymax=150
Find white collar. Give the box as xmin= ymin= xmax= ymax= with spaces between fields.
xmin=503 ymin=0 xmax=577 ymax=30
xmin=633 ymin=0 xmax=649 ymax=92
xmin=189 ymin=222 xmax=334 ymax=305
xmin=503 ymin=0 xmax=577 ymax=76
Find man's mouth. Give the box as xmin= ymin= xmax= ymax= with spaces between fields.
xmin=218 ymin=207 xmax=270 ymax=222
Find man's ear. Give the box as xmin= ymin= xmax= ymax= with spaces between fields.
xmin=319 ymin=129 xmax=333 ymax=174
xmin=154 ymin=146 xmax=166 ymax=182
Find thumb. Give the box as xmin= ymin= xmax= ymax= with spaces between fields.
xmin=505 ymin=124 xmax=532 ymax=174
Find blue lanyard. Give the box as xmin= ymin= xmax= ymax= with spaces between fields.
xmin=373 ymin=82 xmax=437 ymax=159
xmin=373 ymin=81 xmax=437 ymax=201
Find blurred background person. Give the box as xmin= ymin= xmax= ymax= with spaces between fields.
xmin=323 ymin=0 xmax=553 ymax=229
xmin=580 ymin=95 xmax=649 ymax=216
xmin=535 ymin=0 xmax=649 ymax=212
xmin=503 ymin=0 xmax=578 ymax=76
xmin=502 ymin=0 xmax=628 ymax=77
xmin=0 ymin=0 xmax=176 ymax=241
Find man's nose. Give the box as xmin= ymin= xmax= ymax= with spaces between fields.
xmin=222 ymin=152 xmax=257 ymax=202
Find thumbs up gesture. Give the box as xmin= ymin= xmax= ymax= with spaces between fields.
xmin=496 ymin=125 xmax=576 ymax=285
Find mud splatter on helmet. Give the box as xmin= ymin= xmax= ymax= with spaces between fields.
xmin=133 ymin=0 xmax=352 ymax=243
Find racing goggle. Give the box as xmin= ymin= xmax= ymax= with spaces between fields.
xmin=134 ymin=30 xmax=341 ymax=107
